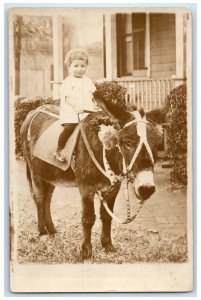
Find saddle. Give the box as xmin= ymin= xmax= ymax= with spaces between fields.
xmin=31 ymin=108 xmax=80 ymax=171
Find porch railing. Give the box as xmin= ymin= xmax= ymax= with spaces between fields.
xmin=116 ymin=78 xmax=176 ymax=110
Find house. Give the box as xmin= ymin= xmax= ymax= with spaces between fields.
xmin=101 ymin=8 xmax=189 ymax=155
xmin=10 ymin=7 xmax=190 ymax=109
xmin=103 ymin=8 xmax=189 ymax=110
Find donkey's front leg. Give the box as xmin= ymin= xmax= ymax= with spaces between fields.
xmin=100 ymin=184 xmax=121 ymax=253
xmin=79 ymin=186 xmax=96 ymax=260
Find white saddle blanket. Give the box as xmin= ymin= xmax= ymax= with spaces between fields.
xmin=33 ymin=120 xmax=79 ymax=171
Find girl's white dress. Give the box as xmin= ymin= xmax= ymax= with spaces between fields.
xmin=59 ymin=75 xmax=96 ymax=124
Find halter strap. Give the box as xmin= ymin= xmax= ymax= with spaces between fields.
xmin=123 ymin=111 xmax=154 ymax=171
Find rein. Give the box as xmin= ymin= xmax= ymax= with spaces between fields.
xmin=79 ymin=121 xmax=139 ymax=224
xmin=79 ymin=121 xmax=119 ymax=184
xmin=97 ymin=181 xmax=144 ymax=224
xmin=78 ymin=111 xmax=154 ymax=225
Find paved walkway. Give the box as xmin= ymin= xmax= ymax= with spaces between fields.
xmin=114 ymin=163 xmax=187 ymax=235
xmin=52 ymin=161 xmax=187 ymax=235
xmin=16 ymin=160 xmax=187 ymax=236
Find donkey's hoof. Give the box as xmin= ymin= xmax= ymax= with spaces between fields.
xmin=49 ymin=229 xmax=57 ymax=235
xmin=48 ymin=227 xmax=57 ymax=235
xmin=39 ymin=227 xmax=48 ymax=236
xmin=80 ymin=244 xmax=92 ymax=260
xmin=104 ymin=243 xmax=117 ymax=254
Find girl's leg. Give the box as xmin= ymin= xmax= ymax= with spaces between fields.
xmin=58 ymin=123 xmax=77 ymax=149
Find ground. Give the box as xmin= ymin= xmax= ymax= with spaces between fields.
xmin=13 ymin=159 xmax=188 ymax=264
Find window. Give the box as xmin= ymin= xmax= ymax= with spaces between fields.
xmin=116 ymin=13 xmax=148 ymax=77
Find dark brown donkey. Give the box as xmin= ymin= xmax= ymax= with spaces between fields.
xmin=20 ymin=91 xmax=168 ymax=259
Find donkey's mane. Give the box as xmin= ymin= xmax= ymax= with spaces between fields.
xmin=93 ymin=91 xmax=134 ymax=126
xmin=83 ymin=111 xmax=120 ymax=133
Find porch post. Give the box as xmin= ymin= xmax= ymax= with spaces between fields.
xmin=174 ymin=12 xmax=185 ymax=87
xmin=145 ymin=13 xmax=150 ymax=77
xmin=111 ymin=14 xmax=117 ymax=79
xmin=52 ymin=15 xmax=63 ymax=99
xmin=105 ymin=14 xmax=113 ymax=80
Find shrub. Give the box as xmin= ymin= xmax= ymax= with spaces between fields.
xmin=15 ymin=96 xmax=59 ymax=157
xmin=166 ymin=84 xmax=187 ymax=186
xmin=95 ymin=81 xmax=127 ymax=109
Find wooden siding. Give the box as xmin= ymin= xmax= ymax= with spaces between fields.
xmin=150 ymin=14 xmax=176 ymax=78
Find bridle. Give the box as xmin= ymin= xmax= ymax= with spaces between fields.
xmin=88 ymin=111 xmax=154 ymax=184
xmin=79 ymin=110 xmax=155 ymax=224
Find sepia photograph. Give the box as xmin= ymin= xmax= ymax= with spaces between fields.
xmin=9 ymin=5 xmax=193 ymax=293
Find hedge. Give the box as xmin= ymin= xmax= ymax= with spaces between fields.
xmin=166 ymin=84 xmax=187 ymax=186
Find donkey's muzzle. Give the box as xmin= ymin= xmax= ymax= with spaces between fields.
xmin=138 ymin=185 xmax=155 ymax=200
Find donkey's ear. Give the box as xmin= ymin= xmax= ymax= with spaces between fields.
xmin=146 ymin=99 xmax=169 ymax=124
xmin=93 ymin=91 xmax=133 ymax=126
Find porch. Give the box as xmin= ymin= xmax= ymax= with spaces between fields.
xmin=117 ymin=78 xmax=176 ymax=110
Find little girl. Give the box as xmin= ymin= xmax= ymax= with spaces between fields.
xmin=55 ymin=48 xmax=97 ymax=162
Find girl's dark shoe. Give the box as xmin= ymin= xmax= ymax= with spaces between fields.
xmin=54 ymin=148 xmax=66 ymax=162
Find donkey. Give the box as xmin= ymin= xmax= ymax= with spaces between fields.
xmin=20 ymin=91 xmax=168 ymax=259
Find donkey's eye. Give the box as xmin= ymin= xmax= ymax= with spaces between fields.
xmin=124 ymin=142 xmax=134 ymax=150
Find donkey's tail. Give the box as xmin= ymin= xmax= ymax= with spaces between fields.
xmin=26 ymin=160 xmax=32 ymax=190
